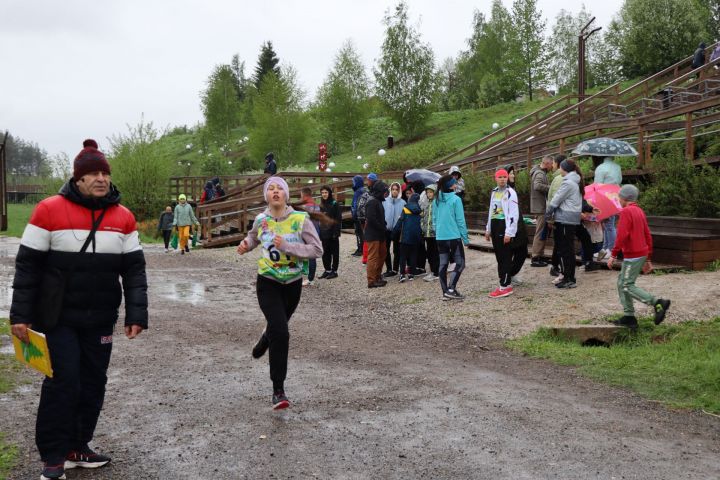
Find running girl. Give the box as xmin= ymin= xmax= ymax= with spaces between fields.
xmin=237 ymin=177 xmax=323 ymax=410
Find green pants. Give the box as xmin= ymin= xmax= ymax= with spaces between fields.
xmin=618 ymin=257 xmax=657 ymax=316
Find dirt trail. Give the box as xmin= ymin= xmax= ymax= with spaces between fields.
xmin=1 ymin=239 xmax=718 ymax=479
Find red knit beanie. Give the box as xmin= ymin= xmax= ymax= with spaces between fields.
xmin=74 ymin=139 xmax=110 ymax=180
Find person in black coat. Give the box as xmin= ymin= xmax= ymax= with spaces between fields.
xmin=692 ymin=42 xmax=706 ymax=69
xmin=318 ymin=185 xmax=342 ymax=279
xmin=264 ymin=152 xmax=277 ymax=175
xmin=365 ymin=181 xmax=389 ymax=287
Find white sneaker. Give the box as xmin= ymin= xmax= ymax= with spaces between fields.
xmin=164 ymin=248 xmax=169 ymax=253
xmin=511 ymin=276 xmax=522 ymax=286
xmin=302 ymin=279 xmax=314 ymax=286
xmin=596 ymin=249 xmax=608 ymax=261
xmin=552 ymin=274 xmax=565 ymax=285
xmin=423 ymin=274 xmax=438 ymax=282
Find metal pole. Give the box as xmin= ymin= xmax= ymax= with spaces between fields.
xmin=0 ymin=132 xmax=7 ymax=231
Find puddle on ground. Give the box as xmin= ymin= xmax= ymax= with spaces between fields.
xmin=0 ymin=285 xmax=13 ymax=317
xmin=158 ymin=283 xmax=206 ymax=305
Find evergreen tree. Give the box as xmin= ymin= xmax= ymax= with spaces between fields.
xmin=200 ymin=64 xmax=244 ymax=144
xmin=253 ymin=41 xmax=281 ymax=89
xmin=511 ymin=0 xmax=548 ymax=100
xmin=249 ymin=68 xmax=309 ymax=166
xmin=315 ymin=39 xmax=371 ymax=151
xmin=374 ymin=1 xmax=436 ymax=139
xmin=231 ymin=54 xmax=249 ymax=102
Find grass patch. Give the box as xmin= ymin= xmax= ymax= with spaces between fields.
xmin=3 ymin=203 xmax=35 ymax=238
xmin=508 ymin=317 xmax=720 ymax=414
xmin=0 ymin=319 xmax=24 ymax=394
xmin=0 ymin=433 xmax=17 ymax=480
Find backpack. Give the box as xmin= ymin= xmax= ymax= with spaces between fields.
xmin=357 ymin=191 xmax=370 ymax=221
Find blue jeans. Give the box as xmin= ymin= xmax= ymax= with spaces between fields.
xmin=437 ymin=239 xmax=466 ymax=293
xmin=603 ymin=215 xmax=617 ymax=251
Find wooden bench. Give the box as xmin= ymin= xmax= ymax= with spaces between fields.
xmin=465 ymin=212 xmax=720 ymax=270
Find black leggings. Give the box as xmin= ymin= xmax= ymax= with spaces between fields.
xmin=385 ymin=231 xmax=400 ymax=272
xmin=575 ymin=224 xmax=594 ymax=264
xmin=554 ymin=223 xmax=577 ymax=282
xmin=321 ymin=237 xmax=340 ymax=272
xmin=256 ymin=275 xmax=302 ymax=391
xmin=162 ymin=229 xmax=171 ymax=249
xmin=425 ymin=237 xmax=439 ymax=275
xmin=490 ymin=219 xmax=527 ymax=287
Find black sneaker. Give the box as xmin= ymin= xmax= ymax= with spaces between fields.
xmin=549 ymin=266 xmax=560 ymax=277
xmin=443 ymin=289 xmax=464 ymax=300
xmin=399 ymin=274 xmax=407 ymax=283
xmin=584 ymin=262 xmax=601 ymax=272
xmin=272 ymin=391 xmax=290 ymax=410
xmin=180 ymin=250 xmax=185 ymax=255
xmin=41 ymin=462 xmax=66 ymax=480
xmin=407 ymin=274 xmax=414 ymax=281
xmin=185 ymin=246 xmax=190 ymax=253
xmin=555 ymin=280 xmax=577 ymax=289
xmin=653 ymin=299 xmax=671 ymax=325
xmin=368 ymin=280 xmax=388 ymax=288
xmin=382 ymin=270 xmax=397 ymax=278
xmin=531 ymin=258 xmax=548 ymax=267
xmin=318 ymin=271 xmax=330 ymax=279
xmin=326 ymin=271 xmax=338 ymax=279
xmin=612 ymin=315 xmax=638 ymax=331
xmin=252 ymin=333 xmax=269 ymax=359
xmin=65 ymin=447 xmax=111 ymax=469
xmin=351 ymin=250 xmax=362 ymax=257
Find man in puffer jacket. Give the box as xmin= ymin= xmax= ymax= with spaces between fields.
xmin=546 ymin=159 xmax=583 ymax=289
xmin=10 ymin=139 xmax=148 ymax=480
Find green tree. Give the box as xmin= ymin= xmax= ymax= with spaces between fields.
xmin=231 ymin=54 xmax=250 ymax=102
xmin=108 ymin=117 xmax=171 ymax=219
xmin=315 ymin=39 xmax=371 ymax=151
xmin=511 ymin=0 xmax=548 ymax=100
xmin=697 ymin=0 xmax=720 ymax=42
xmin=249 ymin=68 xmax=309 ymax=167
xmin=253 ymin=41 xmax=280 ymax=89
xmin=374 ymin=1 xmax=436 ymax=139
xmin=200 ymin=65 xmax=243 ymax=145
xmin=609 ymin=0 xmax=708 ymax=78
xmin=455 ymin=2 xmax=520 ymax=108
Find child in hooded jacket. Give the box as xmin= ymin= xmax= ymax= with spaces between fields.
xmin=396 ymin=193 xmax=422 ymax=282
xmin=318 ymin=185 xmax=342 ymax=279
xmin=433 ymin=175 xmax=469 ymax=300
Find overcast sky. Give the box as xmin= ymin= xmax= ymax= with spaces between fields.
xmin=1 ymin=0 xmax=624 ymax=160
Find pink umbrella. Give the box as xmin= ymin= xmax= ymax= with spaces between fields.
xmin=584 ymin=183 xmax=621 ymax=221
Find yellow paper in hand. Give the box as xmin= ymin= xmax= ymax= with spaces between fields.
xmin=12 ymin=328 xmax=53 ymax=378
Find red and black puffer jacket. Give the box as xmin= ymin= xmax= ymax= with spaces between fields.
xmin=10 ymin=180 xmax=148 ymax=329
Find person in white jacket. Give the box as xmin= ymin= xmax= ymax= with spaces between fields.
xmin=485 ymin=169 xmax=525 ymax=298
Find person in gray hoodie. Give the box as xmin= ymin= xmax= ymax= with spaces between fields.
xmin=383 ymin=182 xmax=405 ymax=276
xmin=545 ymin=159 xmax=582 ymax=288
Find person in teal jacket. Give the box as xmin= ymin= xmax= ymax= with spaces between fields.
xmin=432 ymin=174 xmax=469 ymax=300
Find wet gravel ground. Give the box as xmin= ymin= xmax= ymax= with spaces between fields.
xmin=1 ymin=236 xmax=719 ymax=479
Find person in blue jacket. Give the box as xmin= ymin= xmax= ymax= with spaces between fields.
xmin=433 ymin=174 xmax=469 ymax=300
xmin=350 ymin=175 xmax=365 ymax=256
xmin=395 ymin=192 xmax=422 ymax=282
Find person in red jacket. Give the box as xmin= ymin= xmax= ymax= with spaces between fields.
xmin=606 ymin=185 xmax=670 ymax=330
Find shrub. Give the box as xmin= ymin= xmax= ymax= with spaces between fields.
xmin=639 ymin=145 xmax=720 ymax=218
xmin=368 ymin=139 xmax=455 ymax=173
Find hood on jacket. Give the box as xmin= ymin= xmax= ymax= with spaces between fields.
xmin=449 ymin=165 xmax=462 ymax=178
xmin=320 ymin=185 xmax=335 ymax=207
xmin=564 ymin=171 xmax=581 ymax=184
xmin=406 ymin=193 xmax=421 ymax=213
xmin=352 ymin=175 xmax=364 ymax=191
xmin=699 ymin=42 xmax=706 ymax=49
xmin=60 ymin=179 xmax=121 ymax=210
xmin=389 ymin=181 xmax=402 ymax=198
xmin=370 ymin=180 xmax=388 ymax=200
xmin=261 ymin=205 xmax=297 ymax=221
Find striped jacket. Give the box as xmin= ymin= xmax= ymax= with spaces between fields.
xmin=10 ymin=180 xmax=148 ymax=329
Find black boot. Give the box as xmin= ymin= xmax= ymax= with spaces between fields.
xmin=611 ymin=316 xmax=638 ymax=331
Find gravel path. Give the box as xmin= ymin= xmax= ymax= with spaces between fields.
xmin=0 ymin=236 xmax=718 ymax=479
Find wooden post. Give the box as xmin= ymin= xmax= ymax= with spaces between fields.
xmin=559 ymin=138 xmax=566 ymax=154
xmin=685 ymin=112 xmax=694 ymax=161
xmin=526 ymin=147 xmax=533 ymax=170
xmin=637 ymin=128 xmax=645 ymax=169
